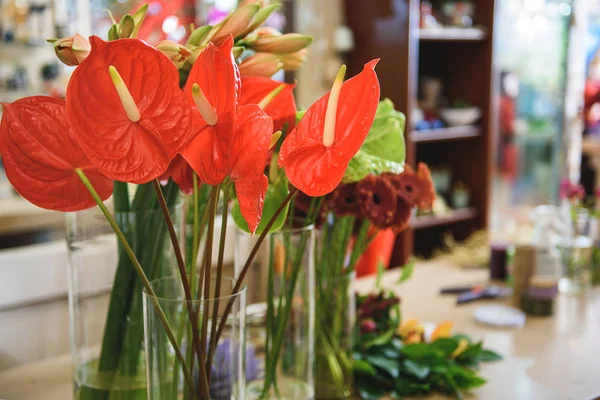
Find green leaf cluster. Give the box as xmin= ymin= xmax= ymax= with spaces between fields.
xmin=343 ymin=99 xmax=406 ymax=183
xmin=354 ymin=333 xmax=502 ymax=400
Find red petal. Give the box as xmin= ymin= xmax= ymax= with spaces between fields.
xmin=279 ymin=60 xmax=380 ymax=196
xmin=0 ymin=97 xmax=113 ymax=211
xmin=182 ymin=36 xmax=240 ymax=184
xmin=229 ymin=104 xmax=273 ymax=181
xmin=235 ymin=174 xmax=268 ymax=234
xmin=66 ymin=36 xmax=192 ymax=184
xmin=160 ymin=155 xmax=195 ymax=194
xmin=239 ymin=76 xmax=296 ymax=133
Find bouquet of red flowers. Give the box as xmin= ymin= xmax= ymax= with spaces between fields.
xmin=0 ymin=2 xmax=382 ymax=399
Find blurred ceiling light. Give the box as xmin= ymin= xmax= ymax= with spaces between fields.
xmin=162 ymin=15 xmax=180 ymax=34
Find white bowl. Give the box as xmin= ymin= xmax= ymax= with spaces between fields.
xmin=440 ymin=107 xmax=481 ymax=127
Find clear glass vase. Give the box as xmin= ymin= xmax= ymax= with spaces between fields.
xmin=67 ymin=187 xmax=182 ymax=399
xmin=143 ymin=275 xmax=247 ymax=400
xmin=315 ymin=271 xmax=355 ymax=399
xmin=558 ymin=236 xmax=593 ymax=295
xmin=235 ymin=224 xmax=316 ymax=400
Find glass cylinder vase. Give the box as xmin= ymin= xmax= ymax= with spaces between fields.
xmin=558 ymin=236 xmax=593 ymax=294
xmin=67 ymin=186 xmax=182 ymax=399
xmin=235 ymin=224 xmax=316 ymax=400
xmin=143 ymin=275 xmax=247 ymax=400
xmin=315 ymin=271 xmax=355 ymax=399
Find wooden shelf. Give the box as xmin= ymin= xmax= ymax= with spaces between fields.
xmin=411 ymin=208 xmax=477 ymax=230
xmin=419 ymin=27 xmax=487 ymax=42
xmin=410 ymin=125 xmax=481 ymax=143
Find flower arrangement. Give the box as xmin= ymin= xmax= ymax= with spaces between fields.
xmin=354 ymin=272 xmax=502 ymax=400
xmin=0 ymin=1 xmax=383 ymax=399
xmin=277 ymin=99 xmax=436 ymax=397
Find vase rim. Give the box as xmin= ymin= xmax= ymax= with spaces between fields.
xmin=143 ymin=275 xmax=247 ymax=303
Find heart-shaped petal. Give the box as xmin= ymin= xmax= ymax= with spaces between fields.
xmin=234 ymin=173 xmax=268 ymax=235
xmin=240 ymin=76 xmax=296 ymax=133
xmin=0 ymin=97 xmax=113 ymax=211
xmin=66 ymin=36 xmax=192 ymax=184
xmin=181 ymin=36 xmax=240 ymax=185
xmin=279 ymin=60 xmax=380 ymax=197
xmin=229 ymin=104 xmax=273 ymax=181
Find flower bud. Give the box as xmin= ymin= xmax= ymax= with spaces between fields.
xmin=155 ymin=40 xmax=192 ymax=68
xmin=211 ymin=4 xmax=260 ymax=44
xmin=53 ymin=34 xmax=91 ymax=66
xmin=239 ymin=53 xmax=283 ymax=77
xmin=360 ymin=319 xmax=377 ymax=334
xmin=255 ymin=27 xmax=281 ymax=39
xmin=248 ymin=33 xmax=313 ymax=54
xmin=241 ymin=4 xmax=280 ymax=37
xmin=280 ymin=49 xmax=307 ymax=70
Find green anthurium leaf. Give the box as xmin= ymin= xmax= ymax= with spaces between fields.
xmin=365 ymin=354 xmax=400 ymax=379
xmin=354 ymin=359 xmax=377 ymax=376
xmin=362 ymin=326 xmax=396 ymax=348
xmin=232 ymin=171 xmax=290 ymax=235
xmin=343 ymin=150 xmax=404 ymax=183
xmin=403 ymin=359 xmax=431 ymax=380
xmin=343 ymin=99 xmax=406 ymax=182
xmin=296 ymin=110 xmax=306 ymax=124
xmin=430 ymin=338 xmax=459 ymax=357
xmin=397 ymin=260 xmax=414 ymax=284
xmin=478 ymin=349 xmax=503 ymax=362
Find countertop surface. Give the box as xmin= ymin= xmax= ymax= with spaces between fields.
xmin=1 ymin=259 xmax=599 ymax=400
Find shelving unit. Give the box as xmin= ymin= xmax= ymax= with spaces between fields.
xmin=345 ymin=0 xmax=495 ymax=262
xmin=419 ymin=27 xmax=487 ymax=42
xmin=410 ymin=125 xmax=481 ymax=143
xmin=411 ymin=207 xmax=477 ymax=230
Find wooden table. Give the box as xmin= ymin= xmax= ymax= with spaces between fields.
xmin=1 ymin=260 xmax=599 ymax=400
xmin=0 ymin=197 xmax=64 ymax=235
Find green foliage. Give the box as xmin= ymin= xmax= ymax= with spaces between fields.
xmin=354 ymin=285 xmax=502 ymax=400
xmin=231 ymin=170 xmax=290 ymax=235
xmin=397 ymin=261 xmax=414 ymax=285
xmin=344 ymin=99 xmax=406 ymax=183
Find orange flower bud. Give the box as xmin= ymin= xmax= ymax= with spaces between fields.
xmin=155 ymin=40 xmax=192 ymax=68
xmin=249 ymin=33 xmax=313 ymax=54
xmin=211 ymin=4 xmax=260 ymax=44
xmin=280 ymin=49 xmax=307 ymax=70
xmin=239 ymin=53 xmax=283 ymax=77
xmin=53 ymin=34 xmax=90 ymax=66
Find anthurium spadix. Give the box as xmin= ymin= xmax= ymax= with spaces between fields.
xmin=66 ymin=36 xmax=193 ymax=184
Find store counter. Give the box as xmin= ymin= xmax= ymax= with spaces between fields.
xmin=1 ymin=260 xmax=599 ymax=400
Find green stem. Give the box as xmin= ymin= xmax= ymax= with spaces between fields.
xmin=191 ymin=174 xmax=200 ymax=280
xmin=152 ymin=180 xmax=209 ymax=399
xmin=214 ymin=188 xmax=299 ymax=344
xmin=206 ymin=183 xmax=231 ymax=376
xmin=75 ymin=169 xmax=195 ymax=393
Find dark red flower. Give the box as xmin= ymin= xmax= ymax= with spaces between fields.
xmin=278 ymin=60 xmax=380 ymax=197
xmin=66 ymin=36 xmax=192 ymax=184
xmin=0 ymin=97 xmax=113 ymax=211
xmin=356 ymin=175 xmax=397 ymax=229
xmin=329 ymin=182 xmax=360 ymax=216
xmin=384 ymin=162 xmax=435 ymax=210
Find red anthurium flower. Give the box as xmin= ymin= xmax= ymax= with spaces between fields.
xmin=239 ymin=76 xmax=296 ymax=133
xmin=66 ymin=36 xmax=192 ymax=184
xmin=160 ymin=155 xmax=196 ymax=195
xmin=0 ymin=97 xmax=113 ymax=211
xmin=278 ymin=60 xmax=380 ymax=197
xmin=181 ymin=36 xmax=240 ymax=186
xmin=229 ymin=104 xmax=274 ymax=234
